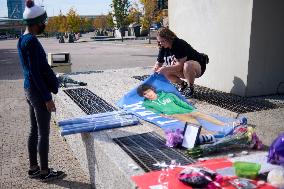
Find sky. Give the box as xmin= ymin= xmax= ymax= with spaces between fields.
xmin=0 ymin=0 xmax=115 ymax=17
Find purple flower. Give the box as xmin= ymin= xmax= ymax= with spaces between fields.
xmin=250 ymin=132 xmax=264 ymax=150
xmin=165 ymin=129 xmax=183 ymax=147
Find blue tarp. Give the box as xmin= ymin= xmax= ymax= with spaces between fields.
xmin=117 ymin=73 xmax=236 ymax=135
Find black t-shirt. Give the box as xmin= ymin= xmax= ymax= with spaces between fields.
xmin=157 ymin=38 xmax=203 ymax=65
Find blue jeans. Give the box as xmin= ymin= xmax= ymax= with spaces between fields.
xmin=25 ymin=86 xmax=51 ymax=170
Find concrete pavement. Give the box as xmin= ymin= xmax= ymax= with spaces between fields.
xmin=0 ymin=39 xmax=93 ymax=189
xmin=0 ymin=36 xmax=283 ymax=188
xmin=0 ymin=37 xmax=158 ymax=189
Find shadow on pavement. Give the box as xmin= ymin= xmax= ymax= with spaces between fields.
xmin=48 ymin=178 xmax=92 ymax=189
xmin=0 ymin=48 xmax=23 ymax=80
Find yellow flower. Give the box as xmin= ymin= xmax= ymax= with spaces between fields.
xmin=246 ymin=126 xmax=254 ymax=140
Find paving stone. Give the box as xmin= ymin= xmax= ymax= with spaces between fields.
xmin=1 ymin=37 xmax=283 ymax=189
xmin=0 ymin=81 xmax=91 ymax=187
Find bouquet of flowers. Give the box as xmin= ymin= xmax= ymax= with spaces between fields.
xmin=165 ymin=129 xmax=184 ymax=147
xmin=185 ymin=126 xmax=263 ymax=158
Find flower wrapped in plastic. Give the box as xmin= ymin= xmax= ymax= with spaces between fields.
xmin=165 ymin=129 xmax=184 ymax=147
xmin=185 ymin=126 xmax=263 ymax=158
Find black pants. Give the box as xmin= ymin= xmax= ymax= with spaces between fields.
xmin=199 ymin=53 xmax=209 ymax=77
xmin=25 ymin=86 xmax=51 ymax=170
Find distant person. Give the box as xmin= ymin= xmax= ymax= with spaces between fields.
xmin=75 ymin=33 xmax=80 ymax=40
xmin=153 ymin=27 xmax=209 ymax=96
xmin=59 ymin=35 xmax=65 ymax=43
xmin=68 ymin=33 xmax=74 ymax=43
xmin=17 ymin=0 xmax=65 ymax=182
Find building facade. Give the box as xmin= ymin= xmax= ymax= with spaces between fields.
xmin=7 ymin=0 xmax=25 ymax=19
xmin=169 ymin=0 xmax=284 ymax=96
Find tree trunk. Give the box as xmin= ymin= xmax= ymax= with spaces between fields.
xmin=148 ymin=27 xmax=151 ymax=44
xmin=120 ymin=27 xmax=124 ymax=42
xmin=121 ymin=33 xmax=124 ymax=42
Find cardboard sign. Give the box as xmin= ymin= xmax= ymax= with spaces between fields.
xmin=182 ymin=123 xmax=201 ymax=149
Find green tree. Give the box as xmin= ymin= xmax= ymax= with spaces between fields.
xmin=80 ymin=17 xmax=94 ymax=33
xmin=111 ymin=0 xmax=131 ymax=41
xmin=66 ymin=8 xmax=81 ymax=33
xmin=106 ymin=12 xmax=115 ymax=30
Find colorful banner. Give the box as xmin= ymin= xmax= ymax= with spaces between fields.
xmin=132 ymin=158 xmax=276 ymax=189
xmin=117 ymin=73 xmax=236 ymax=135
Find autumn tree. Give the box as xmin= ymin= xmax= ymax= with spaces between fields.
xmin=140 ymin=0 xmax=162 ymax=43
xmin=127 ymin=2 xmax=141 ymax=24
xmin=45 ymin=11 xmax=67 ymax=35
xmin=93 ymin=16 xmax=108 ymax=31
xmin=45 ymin=17 xmax=57 ymax=34
xmin=46 ymin=9 xmax=94 ymax=36
xmin=111 ymin=0 xmax=131 ymax=41
xmin=57 ymin=11 xmax=68 ymax=33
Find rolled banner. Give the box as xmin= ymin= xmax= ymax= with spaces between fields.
xmin=58 ymin=110 xmax=130 ymax=126
xmin=60 ymin=112 xmax=139 ymax=136
xmin=60 ymin=119 xmax=139 ymax=136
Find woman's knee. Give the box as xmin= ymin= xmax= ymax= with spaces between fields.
xmin=184 ymin=61 xmax=195 ymax=69
xmin=160 ymin=68 xmax=183 ymax=80
xmin=184 ymin=61 xmax=201 ymax=77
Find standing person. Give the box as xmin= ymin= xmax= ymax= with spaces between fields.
xmin=153 ymin=27 xmax=209 ymax=96
xmin=17 ymin=0 xmax=65 ymax=181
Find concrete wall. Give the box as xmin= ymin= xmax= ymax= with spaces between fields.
xmin=169 ymin=0 xmax=253 ymax=96
xmin=247 ymin=0 xmax=284 ymax=96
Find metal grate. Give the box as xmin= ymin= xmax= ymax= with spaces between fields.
xmin=113 ymin=132 xmax=195 ymax=172
xmin=132 ymin=75 xmax=150 ymax=81
xmin=64 ymin=88 xmax=117 ymax=115
xmin=132 ymin=75 xmax=280 ymax=114
xmin=183 ymin=85 xmax=278 ymax=113
xmin=64 ymin=70 xmax=104 ymax=75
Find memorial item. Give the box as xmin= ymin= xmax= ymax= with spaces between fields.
xmin=268 ymin=132 xmax=284 ymax=166
xmin=186 ymin=126 xmax=262 ymax=158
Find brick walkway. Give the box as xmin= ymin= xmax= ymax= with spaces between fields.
xmin=0 ymin=76 xmax=92 ymax=188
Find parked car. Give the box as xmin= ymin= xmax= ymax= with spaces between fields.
xmin=0 ymin=35 xmax=7 ymax=40
xmin=150 ymin=22 xmax=162 ymax=31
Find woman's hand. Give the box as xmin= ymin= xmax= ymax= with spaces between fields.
xmin=153 ymin=62 xmax=163 ymax=72
xmin=45 ymin=100 xmax=56 ymax=112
